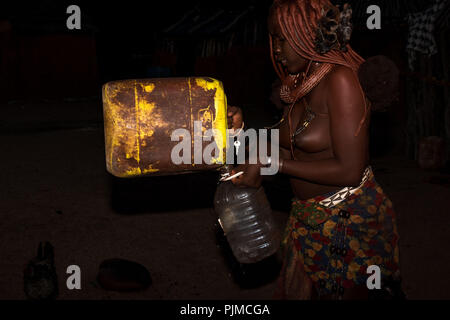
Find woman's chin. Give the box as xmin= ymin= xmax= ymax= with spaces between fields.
xmin=285 ymin=67 xmax=294 ymax=74
xmin=286 ymin=66 xmax=302 ymax=75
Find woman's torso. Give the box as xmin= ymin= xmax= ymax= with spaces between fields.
xmin=278 ymin=72 xmax=369 ymax=200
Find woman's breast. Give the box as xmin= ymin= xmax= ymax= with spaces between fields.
xmin=279 ymin=112 xmax=331 ymax=154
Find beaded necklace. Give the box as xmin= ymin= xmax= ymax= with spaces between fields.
xmin=266 ymin=62 xmax=333 ymax=129
xmin=281 ymin=62 xmax=334 ymax=104
xmin=269 ymin=61 xmax=335 ymax=159
xmin=293 ymin=102 xmax=316 ymax=138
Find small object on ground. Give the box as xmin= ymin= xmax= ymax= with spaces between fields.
xmin=97 ymin=258 xmax=152 ymax=292
xmin=23 ymin=241 xmax=59 ymax=300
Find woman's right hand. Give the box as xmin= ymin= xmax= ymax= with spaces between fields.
xmin=231 ymin=163 xmax=263 ymax=188
xmin=227 ymin=105 xmax=243 ymax=131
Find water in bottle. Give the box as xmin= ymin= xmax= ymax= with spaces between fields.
xmin=214 ymin=180 xmax=280 ymax=264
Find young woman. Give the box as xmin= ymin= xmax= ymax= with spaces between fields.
xmin=228 ymin=0 xmax=401 ymax=300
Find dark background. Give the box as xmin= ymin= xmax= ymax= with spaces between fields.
xmin=1 ymin=0 xmax=449 ymax=300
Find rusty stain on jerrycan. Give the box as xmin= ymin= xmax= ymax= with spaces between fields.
xmin=102 ymin=77 xmax=228 ymax=178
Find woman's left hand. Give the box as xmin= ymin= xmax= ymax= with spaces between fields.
xmin=227 ymin=106 xmax=243 ymax=130
xmin=231 ymin=163 xmax=263 ymax=188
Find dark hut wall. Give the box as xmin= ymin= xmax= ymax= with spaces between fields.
xmin=405 ymin=24 xmax=450 ymax=160
xmin=157 ymin=0 xmax=450 ymax=161
xmin=1 ymin=0 xmax=448 ymax=162
xmin=350 ymin=26 xmax=408 ymax=157
xmin=335 ymin=0 xmax=449 ymax=162
xmin=0 ymin=1 xmax=100 ymax=101
xmin=158 ymin=2 xmax=275 ymax=111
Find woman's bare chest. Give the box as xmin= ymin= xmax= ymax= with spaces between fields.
xmin=279 ymin=99 xmax=331 ymax=154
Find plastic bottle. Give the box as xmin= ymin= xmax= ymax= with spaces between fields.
xmin=214 ymin=175 xmax=280 ymax=264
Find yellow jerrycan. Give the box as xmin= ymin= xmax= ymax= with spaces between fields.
xmin=102 ymin=77 xmax=228 ymax=177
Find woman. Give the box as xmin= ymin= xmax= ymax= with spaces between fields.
xmin=228 ymin=0 xmax=401 ymax=300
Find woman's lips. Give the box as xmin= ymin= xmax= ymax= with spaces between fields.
xmin=275 ymin=55 xmax=286 ymax=65
xmin=276 ymin=56 xmax=287 ymax=66
xmin=275 ymin=54 xmax=288 ymax=67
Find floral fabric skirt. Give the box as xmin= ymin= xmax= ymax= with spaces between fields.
xmin=275 ymin=168 xmax=400 ymax=299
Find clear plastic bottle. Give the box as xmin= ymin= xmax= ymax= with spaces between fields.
xmin=214 ymin=178 xmax=280 ymax=264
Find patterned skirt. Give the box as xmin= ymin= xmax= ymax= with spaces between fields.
xmin=275 ymin=167 xmax=401 ymax=299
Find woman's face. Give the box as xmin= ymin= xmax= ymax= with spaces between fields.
xmin=268 ymin=10 xmax=309 ymax=74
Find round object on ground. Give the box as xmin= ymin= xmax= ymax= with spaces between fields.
xmin=97 ymin=258 xmax=152 ymax=292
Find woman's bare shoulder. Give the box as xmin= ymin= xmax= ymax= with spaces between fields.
xmin=325 ymin=65 xmax=359 ymax=89
xmin=324 ymin=65 xmax=365 ymax=115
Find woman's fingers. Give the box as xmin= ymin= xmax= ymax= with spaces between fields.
xmin=227 ymin=106 xmax=237 ymax=117
xmin=230 ymin=164 xmax=262 ymax=188
xmin=231 ymin=175 xmax=243 ymax=185
xmin=227 ymin=106 xmax=243 ymax=130
xmin=231 ymin=166 xmax=245 ymax=185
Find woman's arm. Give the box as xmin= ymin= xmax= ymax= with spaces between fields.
xmin=281 ymin=67 xmax=369 ymax=187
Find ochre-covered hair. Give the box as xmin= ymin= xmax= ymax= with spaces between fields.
xmin=270 ymin=0 xmax=364 ymax=78
xmin=270 ymin=0 xmax=368 ymax=135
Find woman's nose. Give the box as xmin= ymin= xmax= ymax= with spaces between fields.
xmin=272 ymin=39 xmax=281 ymax=53
xmin=274 ymin=44 xmax=281 ymax=54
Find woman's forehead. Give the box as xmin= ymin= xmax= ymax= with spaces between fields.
xmin=268 ymin=11 xmax=281 ymax=34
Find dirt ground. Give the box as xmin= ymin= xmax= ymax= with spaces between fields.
xmin=1 ymin=100 xmax=450 ymax=300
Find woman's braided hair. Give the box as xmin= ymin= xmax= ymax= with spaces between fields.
xmin=270 ymin=0 xmax=364 ymax=78
xmin=315 ymin=3 xmax=353 ymax=54
xmin=269 ymin=0 xmax=368 ymax=136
